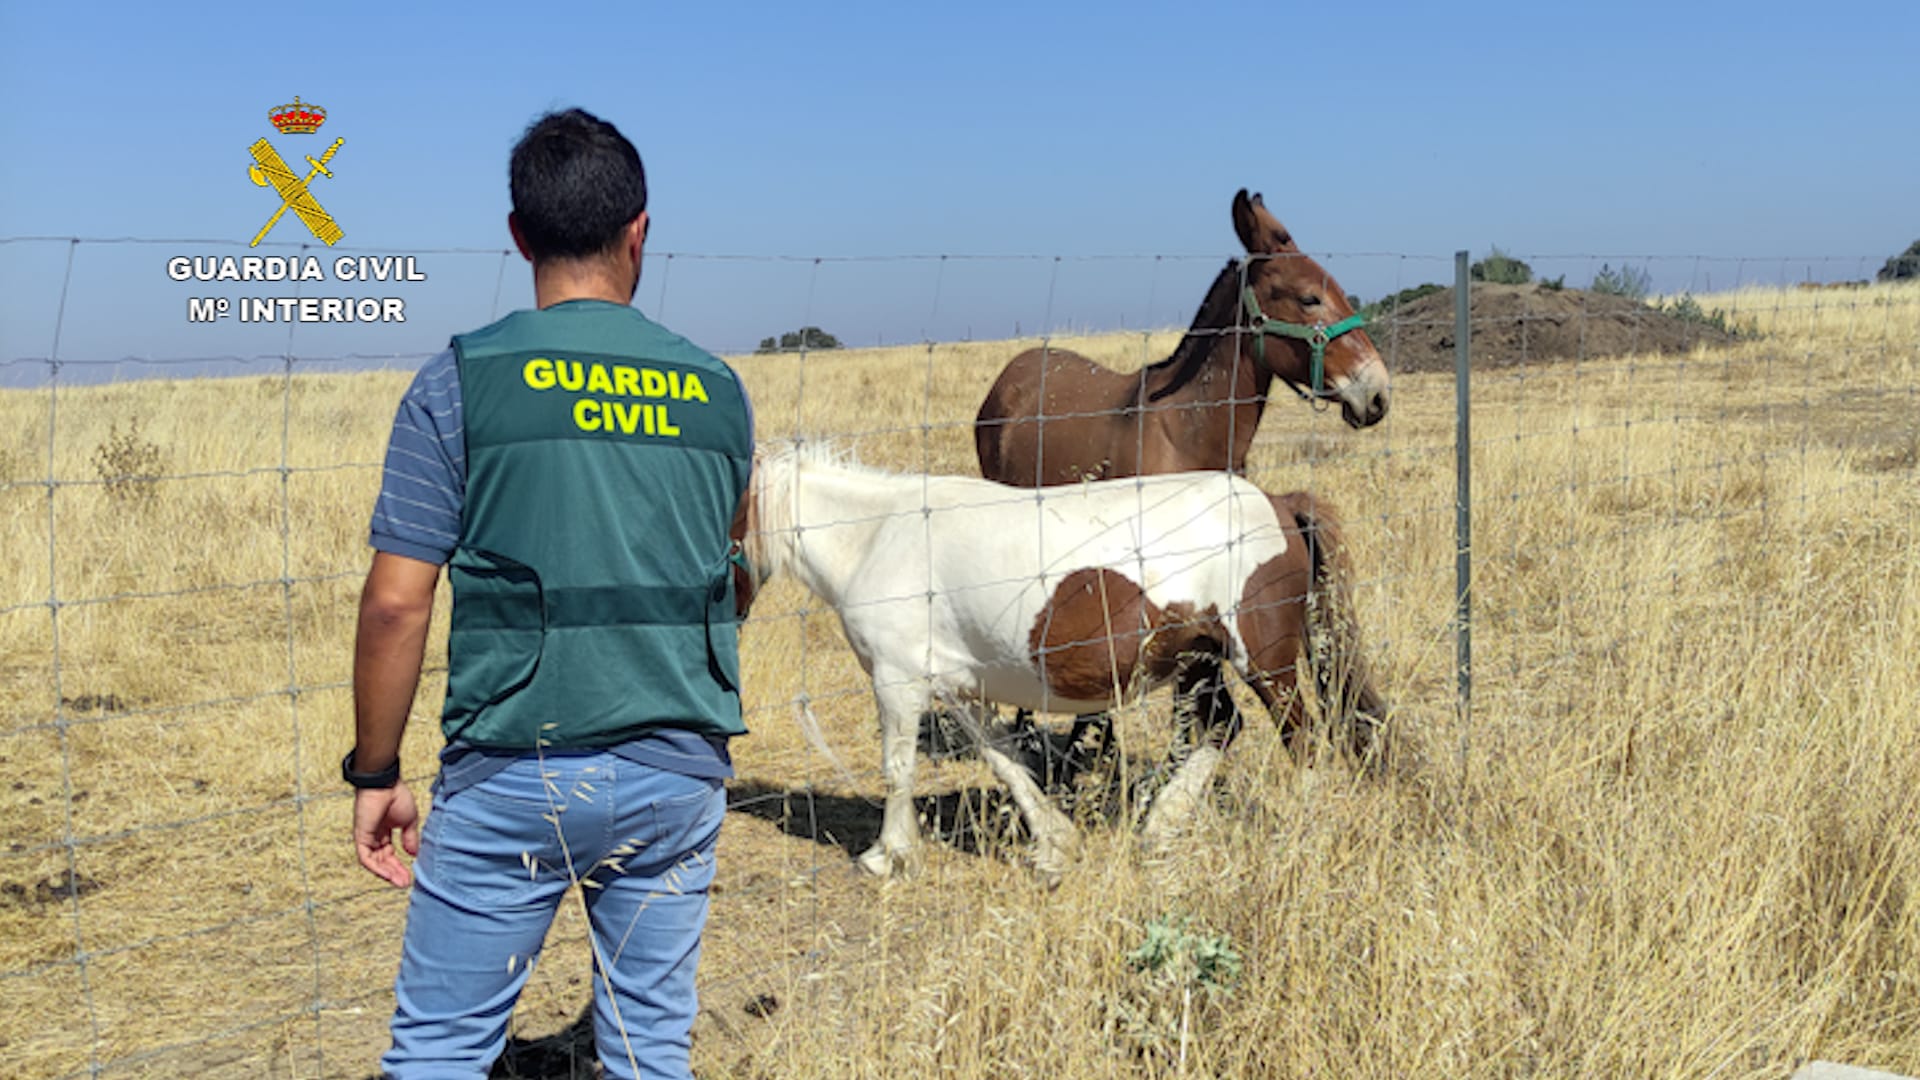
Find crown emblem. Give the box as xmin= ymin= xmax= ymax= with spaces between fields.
xmin=269 ymin=96 xmax=326 ymax=135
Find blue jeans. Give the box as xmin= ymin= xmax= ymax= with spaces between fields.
xmin=382 ymin=751 xmax=726 ymax=1080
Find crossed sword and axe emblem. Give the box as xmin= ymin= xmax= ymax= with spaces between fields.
xmin=247 ymin=137 xmax=344 ymax=247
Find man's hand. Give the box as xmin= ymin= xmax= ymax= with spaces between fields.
xmin=350 ymin=551 xmax=438 ymax=887
xmin=354 ymin=782 xmax=421 ymax=887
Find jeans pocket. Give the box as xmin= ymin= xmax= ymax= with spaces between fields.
xmin=417 ymin=783 xmax=565 ymax=909
xmin=609 ymin=775 xmax=725 ymax=880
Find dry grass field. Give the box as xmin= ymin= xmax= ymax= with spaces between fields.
xmin=1 ymin=281 xmax=1916 ymax=1078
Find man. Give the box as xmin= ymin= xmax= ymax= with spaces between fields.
xmin=346 ymin=108 xmax=754 ymax=1080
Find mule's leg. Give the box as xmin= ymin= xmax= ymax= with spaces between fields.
xmin=858 ymin=672 xmax=929 ymax=877
xmin=953 ymin=704 xmax=1079 ymax=884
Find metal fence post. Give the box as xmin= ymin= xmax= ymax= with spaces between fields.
xmin=1454 ymin=251 xmax=1473 ymax=787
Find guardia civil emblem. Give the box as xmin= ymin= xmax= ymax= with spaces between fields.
xmin=247 ymin=96 xmax=344 ymax=247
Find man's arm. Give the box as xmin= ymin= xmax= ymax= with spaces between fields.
xmin=350 ymin=550 xmax=440 ymax=887
xmin=352 ymin=349 xmax=463 ymax=887
xmin=353 ymin=551 xmax=440 ymax=769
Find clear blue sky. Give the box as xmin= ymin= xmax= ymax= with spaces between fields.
xmin=2 ymin=0 xmax=1914 ymax=378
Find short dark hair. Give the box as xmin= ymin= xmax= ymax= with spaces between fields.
xmin=508 ymin=109 xmax=648 ymax=261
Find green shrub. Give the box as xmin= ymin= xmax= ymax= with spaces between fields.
xmin=1658 ymin=293 xmax=1756 ymax=338
xmin=1470 ymin=246 xmax=1532 ymax=285
xmin=1360 ymin=282 xmax=1444 ymax=321
xmin=1107 ymin=913 xmax=1245 ymax=1064
xmin=1591 ymin=262 xmax=1653 ymax=299
xmin=1126 ymin=913 xmax=1242 ymax=997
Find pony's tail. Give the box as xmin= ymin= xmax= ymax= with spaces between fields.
xmin=1274 ymin=491 xmax=1388 ymax=760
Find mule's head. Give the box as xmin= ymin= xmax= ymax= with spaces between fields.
xmin=1232 ymin=189 xmax=1389 ymax=428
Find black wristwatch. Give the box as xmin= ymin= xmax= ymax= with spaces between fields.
xmin=341 ymin=749 xmax=402 ymax=790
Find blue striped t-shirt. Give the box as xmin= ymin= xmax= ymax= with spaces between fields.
xmin=369 ymin=346 xmax=746 ymax=787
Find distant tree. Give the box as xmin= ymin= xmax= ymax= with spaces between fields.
xmin=1590 ymin=262 xmax=1652 ymax=300
xmin=755 ymin=326 xmax=843 ymax=354
xmin=1877 ymin=240 xmax=1920 ymax=282
xmin=1469 ymin=246 xmax=1532 ymax=285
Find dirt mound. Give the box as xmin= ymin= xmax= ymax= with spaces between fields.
xmin=1370 ymin=283 xmax=1740 ymax=373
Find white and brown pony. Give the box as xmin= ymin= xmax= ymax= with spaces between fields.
xmin=733 ymin=444 xmax=1382 ymax=878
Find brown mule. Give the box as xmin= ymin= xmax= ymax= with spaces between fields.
xmin=975 ymin=190 xmax=1390 ymax=489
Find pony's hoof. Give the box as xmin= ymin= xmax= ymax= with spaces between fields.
xmin=1029 ymin=828 xmax=1078 ymax=885
xmin=1141 ymin=788 xmax=1198 ymax=843
xmin=856 ymin=844 xmax=919 ymax=878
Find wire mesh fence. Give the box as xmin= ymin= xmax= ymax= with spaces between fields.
xmin=1 ymin=236 xmax=1916 ymax=1077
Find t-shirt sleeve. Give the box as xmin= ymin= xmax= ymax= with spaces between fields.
xmin=368 ymin=348 xmax=465 ymax=565
xmin=739 ymin=372 xmax=756 ymax=443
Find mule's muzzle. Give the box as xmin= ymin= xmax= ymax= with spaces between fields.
xmin=1341 ymin=382 xmax=1390 ymax=428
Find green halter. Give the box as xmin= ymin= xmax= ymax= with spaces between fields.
xmin=1241 ymin=284 xmax=1368 ymax=405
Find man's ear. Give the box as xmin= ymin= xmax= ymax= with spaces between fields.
xmin=629 ymin=210 xmax=650 ymax=262
xmin=508 ymin=213 xmax=534 ymax=262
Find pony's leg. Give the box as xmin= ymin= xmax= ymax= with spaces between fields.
xmin=1307 ymin=589 xmax=1389 ymax=762
xmin=1141 ymin=745 xmax=1225 ymax=849
xmin=1284 ymin=489 xmax=1390 ymax=763
xmin=1251 ymin=666 xmax=1310 ymax=759
xmin=1065 ymin=713 xmax=1114 ymax=766
xmin=1233 ymin=609 xmax=1311 ymax=755
xmin=1168 ymin=657 xmax=1238 ymax=764
xmin=1143 ymin=663 xmax=1241 ymax=846
xmin=858 ymin=673 xmax=928 ymax=877
xmin=954 ymin=704 xmax=1079 ymax=884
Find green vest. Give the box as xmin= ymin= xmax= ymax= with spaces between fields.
xmin=443 ymin=300 xmax=753 ymax=748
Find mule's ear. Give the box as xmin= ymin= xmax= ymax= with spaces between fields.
xmin=1233 ymin=189 xmax=1297 ymax=255
xmin=1232 ymin=189 xmax=1260 ymax=251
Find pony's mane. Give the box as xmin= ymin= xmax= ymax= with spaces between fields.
xmin=1144 ymin=260 xmax=1245 ymax=402
xmin=758 ymin=437 xmax=883 ymax=476
xmin=746 ymin=439 xmax=894 ymax=583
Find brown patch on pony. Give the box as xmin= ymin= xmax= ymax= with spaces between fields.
xmin=1270 ymin=491 xmax=1387 ymax=731
xmin=1234 ymin=549 xmax=1312 ymax=717
xmin=1236 ymin=491 xmax=1387 ymax=757
xmin=1029 ymin=569 xmax=1225 ymax=702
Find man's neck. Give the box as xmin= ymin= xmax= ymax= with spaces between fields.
xmin=530 ymin=257 xmax=635 ymax=310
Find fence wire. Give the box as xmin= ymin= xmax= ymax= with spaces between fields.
xmin=0 ymin=236 xmax=1913 ymax=1077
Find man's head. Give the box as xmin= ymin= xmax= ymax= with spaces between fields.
xmin=507 ymin=109 xmax=650 ymax=300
